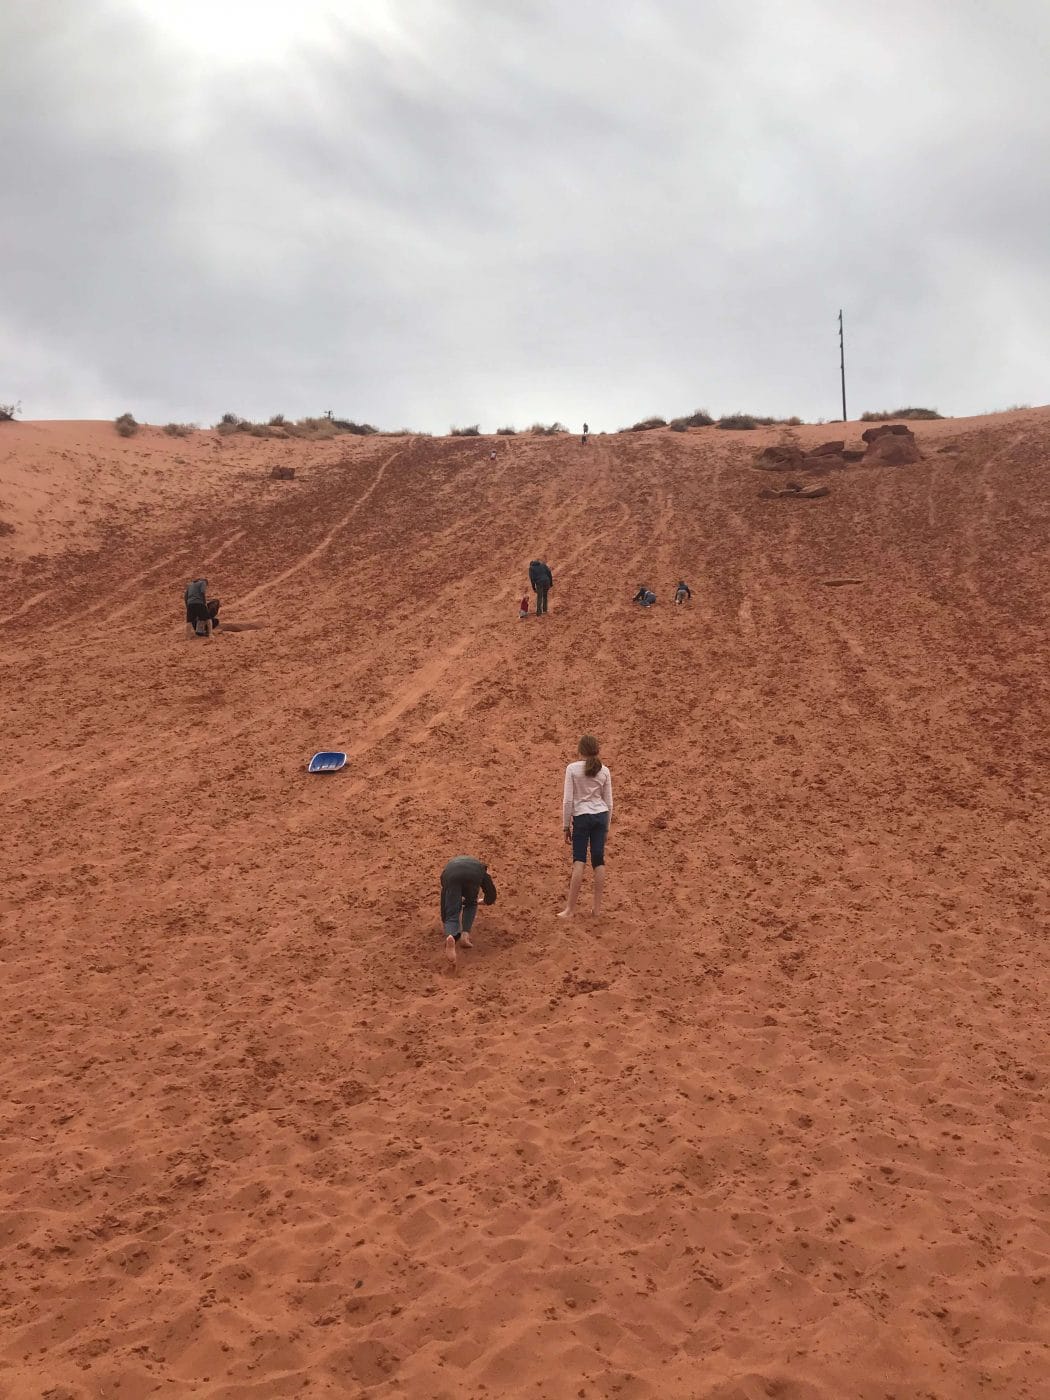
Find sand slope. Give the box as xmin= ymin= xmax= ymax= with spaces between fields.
xmin=1 ymin=413 xmax=1049 ymax=1398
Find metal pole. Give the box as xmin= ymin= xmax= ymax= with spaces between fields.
xmin=839 ymin=309 xmax=847 ymax=422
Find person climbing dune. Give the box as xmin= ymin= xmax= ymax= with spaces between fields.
xmin=559 ymin=735 xmax=613 ymax=920
xmin=529 ymin=559 xmax=553 ymax=616
xmin=440 ymin=855 xmax=497 ymax=966
xmin=184 ymin=578 xmax=213 ymax=638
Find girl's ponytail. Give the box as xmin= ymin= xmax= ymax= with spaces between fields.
xmin=579 ymin=734 xmax=602 ymax=778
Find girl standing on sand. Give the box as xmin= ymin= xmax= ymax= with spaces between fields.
xmin=559 ymin=735 xmax=613 ymax=919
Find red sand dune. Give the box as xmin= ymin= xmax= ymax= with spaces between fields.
xmin=1 ymin=413 xmax=1049 ymax=1398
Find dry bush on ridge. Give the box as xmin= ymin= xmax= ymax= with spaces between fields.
xmin=861 ymin=407 xmax=944 ymax=421
xmin=163 ymin=422 xmax=195 ymax=437
xmin=628 ymin=416 xmax=667 ymax=431
xmin=529 ymin=422 xmax=567 ymax=436
xmin=668 ymin=409 xmax=715 ymax=430
xmin=714 ymin=413 xmax=781 ymax=430
xmin=114 ymin=412 xmax=139 ymax=437
xmin=331 ymin=419 xmax=378 ymax=435
xmin=496 ymin=426 xmax=517 ymax=435
xmin=450 ymin=425 xmax=481 ymax=436
xmin=0 ymin=401 xmax=20 ymax=422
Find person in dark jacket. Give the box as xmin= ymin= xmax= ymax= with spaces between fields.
xmin=632 ymin=584 xmax=657 ymax=607
xmin=528 ymin=559 xmax=553 ymax=616
xmin=440 ymin=855 xmax=497 ymax=965
xmin=184 ymin=578 xmax=213 ymax=637
xmin=674 ymin=580 xmax=692 ymax=605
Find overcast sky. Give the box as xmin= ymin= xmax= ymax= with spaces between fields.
xmin=3 ymin=1 xmax=1049 ymax=431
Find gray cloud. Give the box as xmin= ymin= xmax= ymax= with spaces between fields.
xmin=3 ymin=0 xmax=1049 ymax=429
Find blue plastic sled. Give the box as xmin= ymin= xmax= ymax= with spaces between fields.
xmin=307 ymin=751 xmax=348 ymax=773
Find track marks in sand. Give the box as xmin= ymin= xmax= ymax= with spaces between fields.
xmin=235 ymin=448 xmax=402 ymax=609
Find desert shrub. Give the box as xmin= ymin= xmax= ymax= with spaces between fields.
xmin=294 ymin=417 xmax=335 ymax=437
xmin=529 ymin=422 xmax=567 ymax=436
xmin=629 ymin=416 xmax=667 ymax=431
xmin=216 ymin=412 xmax=246 ymax=434
xmin=860 ymin=407 xmax=944 ymax=421
xmin=716 ymin=413 xmax=758 ymax=430
xmin=114 ymin=412 xmax=139 ymax=437
xmin=496 ymin=425 xmax=517 ymax=435
xmin=268 ymin=413 xmax=286 ymax=426
xmin=0 ymin=401 xmax=20 ymax=422
xmin=163 ymin=422 xmax=195 ymax=437
xmin=332 ymin=419 xmax=378 ymax=435
xmin=669 ymin=409 xmax=715 ymax=430
xmin=780 ymin=416 xmax=804 ymax=427
xmin=450 ymin=424 xmax=481 ymax=436
xmin=249 ymin=424 xmax=272 ymax=437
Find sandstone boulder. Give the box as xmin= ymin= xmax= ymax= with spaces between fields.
xmin=861 ymin=422 xmax=913 ymax=443
xmin=862 ymin=430 xmax=921 ymax=466
xmin=808 ymin=440 xmax=845 ymax=456
xmin=754 ymin=443 xmax=804 ymax=471
xmin=270 ymin=465 xmax=296 ymax=480
xmin=802 ymin=453 xmax=844 ymax=472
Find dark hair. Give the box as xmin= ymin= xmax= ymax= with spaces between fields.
xmin=579 ymin=734 xmax=602 ymax=778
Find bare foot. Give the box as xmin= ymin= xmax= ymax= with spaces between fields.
xmin=445 ymin=935 xmax=457 ymax=966
xmin=557 ymin=909 xmax=573 ymax=919
xmin=460 ymin=935 xmax=474 ymax=948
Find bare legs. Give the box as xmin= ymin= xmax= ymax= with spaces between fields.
xmin=557 ymin=861 xmax=585 ymax=918
xmin=559 ymin=861 xmax=606 ymax=918
xmin=592 ymin=865 xmax=606 ymax=916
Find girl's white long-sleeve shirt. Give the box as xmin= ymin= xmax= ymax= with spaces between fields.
xmin=562 ymin=761 xmax=613 ymax=828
